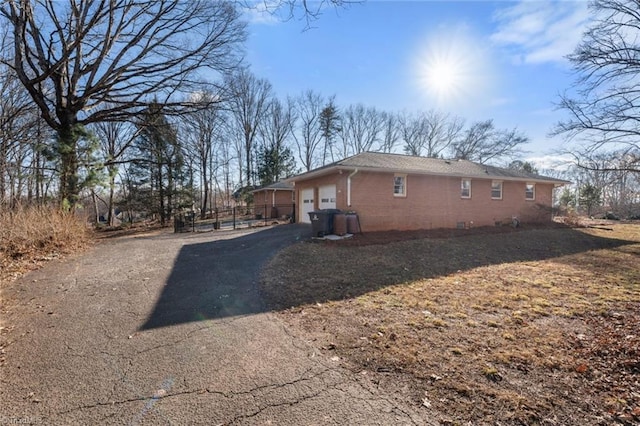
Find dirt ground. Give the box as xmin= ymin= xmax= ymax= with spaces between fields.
xmin=261 ymin=221 xmax=640 ymax=425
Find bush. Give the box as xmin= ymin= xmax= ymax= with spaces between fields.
xmin=561 ymin=209 xmax=582 ymax=227
xmin=0 ymin=206 xmax=90 ymax=263
xmin=603 ymin=212 xmax=620 ymax=220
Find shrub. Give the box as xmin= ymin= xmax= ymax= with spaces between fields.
xmin=561 ymin=209 xmax=582 ymax=227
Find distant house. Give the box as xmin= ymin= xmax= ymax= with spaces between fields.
xmin=287 ymin=152 xmax=569 ymax=231
xmin=251 ymin=181 xmax=295 ymax=220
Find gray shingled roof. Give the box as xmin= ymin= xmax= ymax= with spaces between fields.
xmin=251 ymin=181 xmax=294 ymax=192
xmin=290 ymin=152 xmax=569 ymax=184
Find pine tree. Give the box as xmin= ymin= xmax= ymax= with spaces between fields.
xmin=256 ymin=144 xmax=297 ymax=186
xmin=129 ymin=102 xmax=185 ymax=225
xmin=579 ymin=183 xmax=602 ymax=217
xmin=319 ymin=99 xmax=341 ymax=164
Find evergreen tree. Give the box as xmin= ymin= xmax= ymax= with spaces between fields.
xmin=256 ymin=144 xmax=297 ymax=186
xmin=508 ymin=160 xmax=539 ymax=174
xmin=559 ymin=188 xmax=575 ymax=210
xmin=129 ymin=102 xmax=186 ymax=225
xmin=44 ymin=124 xmax=104 ymax=210
xmin=319 ymin=98 xmax=341 ymax=164
xmin=579 ymin=183 xmax=602 ymax=217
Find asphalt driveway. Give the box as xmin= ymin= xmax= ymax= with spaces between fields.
xmin=0 ymin=224 xmax=432 ymax=425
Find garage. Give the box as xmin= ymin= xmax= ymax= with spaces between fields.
xmin=299 ymin=188 xmax=314 ymax=223
xmin=318 ymin=185 xmax=336 ymax=210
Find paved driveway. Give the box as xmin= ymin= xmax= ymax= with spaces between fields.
xmin=0 ymin=225 xmax=432 ymax=425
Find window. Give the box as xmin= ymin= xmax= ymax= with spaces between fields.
xmin=393 ymin=174 xmax=406 ymax=197
xmin=525 ymin=183 xmax=535 ymax=200
xmin=461 ymin=179 xmax=471 ymax=198
xmin=491 ymin=181 xmax=503 ymax=200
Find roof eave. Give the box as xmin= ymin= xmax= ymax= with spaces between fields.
xmin=286 ymin=164 xmax=570 ymax=186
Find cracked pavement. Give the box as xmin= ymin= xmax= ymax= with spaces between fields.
xmin=0 ymin=224 xmax=435 ymax=425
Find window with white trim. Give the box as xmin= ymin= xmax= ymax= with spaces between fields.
xmin=393 ymin=174 xmax=406 ymax=197
xmin=491 ymin=181 xmax=503 ymax=200
xmin=461 ymin=179 xmax=471 ymax=198
xmin=525 ymin=183 xmax=535 ymax=200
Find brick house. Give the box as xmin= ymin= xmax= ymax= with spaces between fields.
xmin=288 ymin=152 xmax=568 ymax=231
xmin=251 ymin=181 xmax=295 ymax=220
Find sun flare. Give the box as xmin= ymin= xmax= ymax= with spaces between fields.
xmin=414 ymin=29 xmax=492 ymax=108
xmin=425 ymin=56 xmax=463 ymax=100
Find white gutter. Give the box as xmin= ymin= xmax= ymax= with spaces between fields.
xmin=347 ymin=168 xmax=359 ymax=207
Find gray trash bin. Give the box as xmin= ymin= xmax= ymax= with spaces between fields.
xmin=308 ymin=209 xmax=341 ymax=237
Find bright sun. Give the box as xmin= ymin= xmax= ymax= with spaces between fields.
xmin=415 ymin=29 xmax=491 ymax=108
xmin=425 ymin=57 xmax=463 ymax=100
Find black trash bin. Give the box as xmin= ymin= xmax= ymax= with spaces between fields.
xmin=308 ymin=209 xmax=341 ymax=237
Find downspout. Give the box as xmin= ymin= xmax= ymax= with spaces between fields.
xmin=347 ymin=168 xmax=359 ymax=207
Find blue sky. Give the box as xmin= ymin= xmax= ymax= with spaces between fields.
xmin=244 ymin=0 xmax=591 ymax=167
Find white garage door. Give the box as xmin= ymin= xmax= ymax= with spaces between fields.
xmin=318 ymin=185 xmax=336 ymax=210
xmin=299 ymin=188 xmax=314 ymax=223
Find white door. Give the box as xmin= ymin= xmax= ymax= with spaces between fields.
xmin=300 ymin=188 xmax=314 ymax=223
xmin=318 ymin=185 xmax=336 ymax=210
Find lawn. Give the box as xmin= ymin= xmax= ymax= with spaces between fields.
xmin=261 ymin=223 xmax=640 ymax=425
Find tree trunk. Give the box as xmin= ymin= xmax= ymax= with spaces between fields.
xmin=201 ymin=156 xmax=208 ymax=219
xmin=0 ymin=140 xmax=6 ymax=207
xmin=166 ymin=160 xmax=173 ymax=224
xmin=57 ymin=123 xmax=80 ymax=208
xmin=157 ymin=163 xmax=165 ymax=226
xmin=91 ymin=190 xmax=100 ymax=224
xmin=107 ymin=166 xmax=116 ymax=226
xmin=246 ymin=151 xmax=252 ymax=188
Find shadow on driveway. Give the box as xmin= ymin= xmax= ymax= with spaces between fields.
xmin=142 ymin=224 xmax=639 ymax=331
xmin=140 ymin=224 xmax=310 ymax=330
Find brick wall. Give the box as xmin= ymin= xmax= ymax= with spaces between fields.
xmin=295 ymin=170 xmax=555 ymax=231
xmin=253 ymin=189 xmax=294 ymax=219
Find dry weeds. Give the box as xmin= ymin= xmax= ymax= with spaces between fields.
xmin=262 ymin=223 xmax=640 ymax=425
xmin=0 ymin=206 xmax=90 ymax=283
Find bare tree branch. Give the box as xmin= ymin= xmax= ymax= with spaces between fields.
xmin=554 ymin=0 xmax=640 ymax=160
xmin=0 ymin=0 xmax=246 ymax=204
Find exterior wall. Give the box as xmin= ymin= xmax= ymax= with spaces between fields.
xmin=295 ymin=170 xmax=556 ymax=231
xmin=253 ymin=189 xmax=294 ymax=219
xmin=294 ymin=172 xmax=348 ymax=222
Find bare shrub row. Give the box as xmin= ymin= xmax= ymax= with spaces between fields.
xmin=0 ymin=206 xmax=89 ymax=267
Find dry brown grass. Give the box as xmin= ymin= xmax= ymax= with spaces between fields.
xmin=262 ymin=223 xmax=640 ymax=425
xmin=0 ymin=206 xmax=90 ymax=283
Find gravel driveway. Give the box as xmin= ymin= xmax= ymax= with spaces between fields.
xmin=0 ymin=224 xmax=432 ymax=425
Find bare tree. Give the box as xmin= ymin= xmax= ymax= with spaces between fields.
xmin=91 ymin=118 xmax=138 ymax=225
xmin=256 ymin=96 xmax=297 ymax=184
xmin=215 ymin=120 xmax=236 ymax=208
xmin=224 ymin=69 xmax=272 ymax=188
xmin=180 ymin=91 xmax=225 ymax=218
xmin=423 ymin=110 xmax=464 ymax=158
xmin=340 ymin=104 xmax=385 ymax=156
xmin=293 ymin=90 xmax=325 ymax=171
xmin=380 ymin=111 xmax=400 ymax=154
xmin=0 ymin=0 xmax=246 ymax=206
xmin=566 ymin=148 xmax=640 ymax=216
xmin=399 ymin=112 xmax=422 ymax=157
xmin=245 ymin=0 xmax=361 ymax=29
xmin=259 ymin=97 xmax=296 ymax=157
xmin=452 ymin=120 xmax=527 ymax=164
xmin=400 ymin=110 xmax=463 ymax=158
xmin=554 ymin=0 xmax=640 ymax=164
xmin=0 ymin=62 xmax=38 ymax=206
